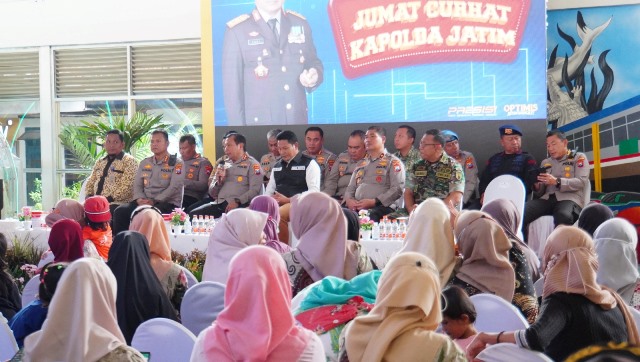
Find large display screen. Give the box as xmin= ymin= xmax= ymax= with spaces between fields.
xmin=211 ymin=0 xmax=547 ymax=126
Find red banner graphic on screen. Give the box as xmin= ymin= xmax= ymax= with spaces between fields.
xmin=328 ymin=0 xmax=531 ymax=79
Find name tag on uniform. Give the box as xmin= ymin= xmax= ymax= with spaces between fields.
xmin=414 ymin=171 xmax=428 ymax=177
xmin=273 ymin=167 xmax=282 ymax=172
xmin=292 ymin=166 xmax=306 ymax=171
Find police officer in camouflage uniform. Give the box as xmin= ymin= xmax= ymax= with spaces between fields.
xmin=523 ymin=130 xmax=590 ymax=239
xmin=345 ymin=126 xmax=405 ymax=222
xmin=393 ymin=124 xmax=421 ymax=178
xmin=479 ymin=124 xmax=538 ymax=201
xmin=302 ymin=126 xmax=336 ymax=188
xmin=259 ymin=128 xmax=282 ymax=187
xmin=441 ymin=130 xmax=480 ymax=208
xmin=324 ymin=130 xmax=367 ymax=204
xmin=113 ymin=129 xmax=184 ymax=234
xmin=187 ymin=133 xmax=262 ymax=218
xmin=404 ymin=129 xmax=464 ymax=214
xmin=179 ymin=134 xmax=213 ymax=209
xmin=222 ymin=1 xmax=323 ymax=125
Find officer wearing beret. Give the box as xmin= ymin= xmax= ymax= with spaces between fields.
xmin=523 ymin=130 xmax=590 ymax=238
xmin=441 ymin=130 xmax=480 ymax=208
xmin=479 ymin=124 xmax=538 ymax=201
xmin=222 ymin=0 xmax=323 ymax=125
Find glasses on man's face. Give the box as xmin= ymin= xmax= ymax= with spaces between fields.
xmin=419 ymin=143 xmax=439 ymax=148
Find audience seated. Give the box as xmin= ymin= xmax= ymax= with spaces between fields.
xmin=41 ymin=219 xmax=99 ymax=265
xmin=482 ymin=198 xmax=541 ymax=281
xmin=82 ymin=195 xmax=113 ymax=261
xmin=577 ymin=203 xmax=614 ymax=236
xmin=467 ymin=226 xmax=640 ymax=361
xmin=450 ymin=210 xmax=538 ymax=324
xmin=9 ymin=262 xmax=68 ymax=347
xmin=129 ymin=206 xmax=188 ymax=314
xmin=248 ymin=195 xmax=292 ymax=253
xmin=594 ymin=218 xmax=640 ymax=311
xmin=191 ymin=246 xmax=325 ymax=361
xmin=23 ymin=258 xmax=146 ymax=361
xmin=342 ymin=252 xmax=466 ymax=361
xmin=441 ymin=285 xmax=479 ymax=354
xmin=0 ymin=233 xmax=20 ymax=320
xmin=44 ymin=198 xmax=85 ymax=227
xmin=399 ymin=198 xmax=457 ymax=286
xmin=107 ymin=231 xmax=178 ymax=344
xmin=202 ymin=209 xmax=267 ymax=283
xmin=283 ymin=192 xmax=373 ymax=296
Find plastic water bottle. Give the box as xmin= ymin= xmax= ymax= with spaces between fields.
xmin=183 ymin=216 xmax=192 ymax=234
xmin=372 ymin=222 xmax=380 ymax=239
xmin=399 ymin=219 xmax=407 ymax=240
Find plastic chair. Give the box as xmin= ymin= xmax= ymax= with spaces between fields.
xmin=180 ymin=281 xmax=225 ymax=336
xmin=630 ymin=307 xmax=640 ymax=332
xmin=483 ymin=175 xmax=526 ymax=240
xmin=77 ymin=178 xmax=89 ymax=203
xmin=0 ymin=315 xmax=19 ymax=361
xmin=476 ymin=343 xmax=553 ymax=362
xmin=21 ymin=274 xmax=40 ymax=308
xmin=470 ymin=293 xmax=529 ymax=333
xmin=178 ymin=265 xmax=198 ymax=289
xmin=131 ymin=318 xmax=196 ymax=362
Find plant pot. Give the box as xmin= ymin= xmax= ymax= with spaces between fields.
xmin=173 ymin=225 xmax=183 ymax=234
xmin=360 ymin=229 xmax=372 ymax=240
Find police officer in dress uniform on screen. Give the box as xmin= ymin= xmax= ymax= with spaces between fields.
xmin=222 ymin=0 xmax=324 ymax=125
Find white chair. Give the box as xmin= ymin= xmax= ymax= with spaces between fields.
xmin=533 ymin=277 xmax=544 ymax=298
xmin=180 ymin=281 xmax=225 ymax=336
xmin=77 ymin=178 xmax=89 ymax=203
xmin=178 ymin=265 xmax=198 ymax=289
xmin=630 ymin=307 xmax=640 ymax=332
xmin=37 ymin=252 xmax=55 ymax=269
xmin=470 ymin=293 xmax=529 ymax=333
xmin=483 ymin=175 xmax=526 ymax=240
xmin=131 ymin=318 xmax=196 ymax=362
xmin=0 ymin=315 xmax=18 ymax=361
xmin=21 ymin=274 xmax=40 ymax=308
xmin=476 ymin=343 xmax=553 ymax=362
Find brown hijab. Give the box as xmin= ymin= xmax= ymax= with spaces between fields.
xmin=45 ymin=198 xmax=86 ymax=227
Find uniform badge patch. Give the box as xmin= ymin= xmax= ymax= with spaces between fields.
xmin=253 ymin=164 xmax=261 ymax=175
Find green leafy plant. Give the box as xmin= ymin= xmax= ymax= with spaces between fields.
xmin=29 ymin=178 xmax=43 ymax=210
xmin=6 ymin=234 xmax=47 ymax=292
xmin=171 ymin=249 xmax=206 ymax=282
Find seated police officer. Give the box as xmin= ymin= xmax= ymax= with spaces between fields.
xmin=323 ymin=130 xmax=367 ymax=204
xmin=179 ymin=134 xmax=213 ymax=210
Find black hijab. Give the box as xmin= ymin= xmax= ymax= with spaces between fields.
xmin=578 ymin=203 xmax=614 ymax=236
xmin=107 ymin=231 xmax=178 ymax=344
xmin=342 ymin=208 xmax=360 ymax=241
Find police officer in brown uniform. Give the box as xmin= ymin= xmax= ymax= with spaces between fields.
xmin=179 ymin=134 xmax=213 ymax=209
xmin=188 ymin=133 xmax=262 ymax=218
xmin=113 ymin=129 xmax=184 ymax=234
xmin=259 ymin=128 xmax=282 ymax=187
xmin=345 ymin=126 xmax=405 ymax=222
xmin=523 ymin=130 xmax=590 ymax=239
xmin=222 ymin=0 xmax=323 ymax=125
xmin=324 ymin=130 xmax=367 ymax=204
xmin=302 ymin=126 xmax=336 ymax=188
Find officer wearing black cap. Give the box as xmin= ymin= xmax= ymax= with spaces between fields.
xmin=479 ymin=124 xmax=538 ymax=201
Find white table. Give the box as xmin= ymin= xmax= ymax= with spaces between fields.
xmin=360 ymin=239 xmax=403 ymax=268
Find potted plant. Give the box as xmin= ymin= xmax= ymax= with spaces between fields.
xmin=170 ymin=208 xmax=187 ymax=234
xmin=358 ymin=209 xmax=374 ymax=240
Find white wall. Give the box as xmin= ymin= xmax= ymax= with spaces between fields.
xmin=0 ymin=0 xmax=200 ymax=48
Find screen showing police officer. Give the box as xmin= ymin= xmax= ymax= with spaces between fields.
xmin=222 ymin=0 xmax=324 ymax=126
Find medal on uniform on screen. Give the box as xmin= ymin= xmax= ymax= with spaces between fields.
xmin=254 ymin=56 xmax=268 ymax=78
xmin=288 ymin=26 xmax=305 ymax=43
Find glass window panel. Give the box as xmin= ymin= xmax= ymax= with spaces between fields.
xmin=613 ymin=116 xmax=626 ymax=128
xmin=613 ymin=125 xmax=628 ymax=145
xmin=600 ymin=130 xmax=613 ymax=148
xmin=628 ymin=120 xmax=640 ymax=140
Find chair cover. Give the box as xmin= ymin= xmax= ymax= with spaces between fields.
xmin=131 ymin=318 xmax=196 ymax=362
xmin=180 ymin=281 xmax=225 ymax=336
xmin=470 ymin=293 xmax=529 ymax=333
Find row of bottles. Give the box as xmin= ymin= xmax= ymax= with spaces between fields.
xmin=371 ymin=216 xmax=406 ymax=241
xmin=180 ymin=215 xmax=217 ymax=234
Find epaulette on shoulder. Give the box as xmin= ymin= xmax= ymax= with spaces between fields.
xmin=286 ymin=10 xmax=306 ymax=20
xmin=227 ymin=14 xmax=250 ymax=28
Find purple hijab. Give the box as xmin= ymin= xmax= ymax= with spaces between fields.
xmin=249 ymin=195 xmax=292 ymax=253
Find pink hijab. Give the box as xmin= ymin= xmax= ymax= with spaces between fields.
xmin=290 ymin=192 xmax=357 ymax=281
xmin=249 ymin=195 xmax=292 ymax=253
xmin=129 ymin=207 xmax=174 ymax=281
xmin=197 ymin=246 xmax=312 ymax=361
xmin=45 ymin=198 xmax=86 ymax=227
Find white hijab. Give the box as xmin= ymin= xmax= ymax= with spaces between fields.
xmin=594 ymin=218 xmax=640 ymax=303
xmin=24 ymin=258 xmax=126 ymax=362
xmin=202 ymin=209 xmax=267 ymax=283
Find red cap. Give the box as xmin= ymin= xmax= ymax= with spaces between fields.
xmin=84 ymin=196 xmax=111 ymax=223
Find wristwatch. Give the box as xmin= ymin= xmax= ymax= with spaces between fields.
xmin=556 ymin=178 xmax=561 ymax=187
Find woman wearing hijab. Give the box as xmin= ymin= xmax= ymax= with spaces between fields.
xmin=450 ymin=210 xmax=538 ymax=323
xmin=282 ymin=192 xmax=373 ymax=296
xmin=400 ymin=198 xmax=457 ymax=286
xmin=481 ymin=198 xmax=540 ymax=280
xmin=578 ymin=203 xmax=614 ymax=236
xmin=594 ymin=218 xmax=640 ymax=311
xmin=0 ymin=232 xmax=20 ymax=320
xmin=249 ymin=195 xmax=292 ymax=253
xmin=342 ymin=252 xmax=465 ymax=361
xmin=42 ymin=219 xmax=96 ymax=265
xmin=107 ymin=231 xmax=178 ymax=343
xmin=191 ymin=245 xmax=325 ymax=361
xmin=468 ymin=226 xmax=640 ymax=361
xmin=44 ymin=198 xmax=85 ymax=227
xmin=23 ymin=258 xmax=145 ymax=361
xmin=202 ymin=208 xmax=268 ymax=283
xmin=129 ymin=206 xmax=187 ymax=313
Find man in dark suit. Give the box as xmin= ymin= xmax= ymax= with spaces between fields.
xmin=222 ymin=0 xmax=323 ymax=125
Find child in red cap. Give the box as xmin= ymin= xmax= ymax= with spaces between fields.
xmin=83 ymin=196 xmax=113 ymax=260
